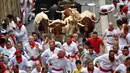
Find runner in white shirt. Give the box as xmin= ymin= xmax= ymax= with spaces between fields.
xmin=122 ymin=5 xmax=130 ymax=25
xmin=62 ymin=36 xmax=78 ymax=72
xmin=114 ymin=57 xmax=130 ymax=73
xmin=127 ymin=0 xmax=130 ymax=10
xmin=116 ymin=46 xmax=130 ymax=64
xmin=112 ymin=40 xmax=122 ymax=70
xmin=24 ymin=36 xmax=43 ymax=58
xmin=6 ymin=15 xmax=17 ymax=46
xmin=31 ymin=61 xmax=42 ymax=73
xmin=14 ymin=21 xmax=28 ymax=47
xmin=81 ymin=59 xmax=100 ymax=73
xmin=4 ymin=41 xmax=16 ymax=58
xmin=24 ymin=36 xmax=43 ymax=67
xmin=116 ymin=19 xmax=128 ymax=50
xmin=20 ymin=0 xmax=33 ymax=24
xmin=41 ymin=41 xmax=61 ymax=66
xmin=119 ymin=0 xmax=128 ymax=4
xmin=46 ymin=50 xmax=69 ymax=73
xmin=99 ymin=4 xmax=115 ymax=15
xmin=126 ymin=32 xmax=130 ymax=50
xmin=93 ymin=50 xmax=118 ymax=73
xmin=8 ymin=50 xmax=31 ymax=72
xmin=102 ymin=22 xmax=117 ymax=53
xmin=6 ymin=14 xmax=16 ymax=34
xmin=8 ymin=64 xmax=27 ymax=73
xmin=3 ymin=41 xmax=16 ymax=64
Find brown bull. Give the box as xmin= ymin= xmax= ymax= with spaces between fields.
xmin=49 ymin=19 xmax=65 ymax=42
xmin=79 ymin=10 xmax=100 ymax=37
xmin=34 ymin=11 xmax=50 ymax=40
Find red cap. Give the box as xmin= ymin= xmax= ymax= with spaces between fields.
xmin=15 ymin=50 xmax=21 ymax=55
xmin=122 ymin=5 xmax=128 ymax=12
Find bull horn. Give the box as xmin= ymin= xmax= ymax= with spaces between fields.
xmin=56 ymin=10 xmax=64 ymax=13
xmin=49 ymin=20 xmax=52 ymax=22
xmin=78 ymin=23 xmax=85 ymax=27
xmin=91 ymin=14 xmax=101 ymax=23
xmin=60 ymin=20 xmax=66 ymax=25
xmin=31 ymin=8 xmax=35 ymax=12
xmin=87 ymin=3 xmax=96 ymax=6
xmin=80 ymin=3 xmax=87 ymax=6
xmin=40 ymin=8 xmax=47 ymax=10
xmin=44 ymin=10 xmax=49 ymax=13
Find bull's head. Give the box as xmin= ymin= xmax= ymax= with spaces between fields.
xmin=79 ymin=16 xmax=95 ymax=37
xmin=38 ymin=18 xmax=49 ymax=33
xmin=49 ymin=19 xmax=66 ymax=36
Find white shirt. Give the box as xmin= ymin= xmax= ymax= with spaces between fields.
xmin=41 ymin=47 xmax=60 ymax=65
xmin=119 ymin=0 xmax=128 ymax=4
xmin=81 ymin=67 xmax=100 ymax=73
xmin=100 ymin=4 xmax=115 ymax=12
xmin=24 ymin=42 xmax=42 ymax=58
xmin=116 ymin=28 xmax=128 ymax=49
xmin=126 ymin=33 xmax=130 ymax=44
xmin=8 ymin=55 xmax=30 ymax=71
xmin=62 ymin=42 xmax=78 ymax=56
xmin=104 ymin=29 xmax=117 ymax=44
xmin=116 ymin=53 xmax=130 ymax=64
xmin=46 ymin=55 xmax=68 ymax=71
xmin=31 ymin=68 xmax=42 ymax=73
xmin=7 ymin=21 xmax=16 ymax=34
xmin=115 ymin=64 xmax=126 ymax=73
xmin=3 ymin=46 xmax=16 ymax=59
xmin=93 ymin=54 xmax=115 ymax=70
xmin=20 ymin=0 xmax=33 ymax=9
xmin=15 ymin=25 xmax=28 ymax=44
xmin=41 ymin=47 xmax=60 ymax=58
xmin=127 ymin=1 xmax=130 ymax=10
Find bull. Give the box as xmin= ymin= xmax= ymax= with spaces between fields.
xmin=62 ymin=9 xmax=85 ymax=36
xmin=62 ymin=8 xmax=100 ymax=37
xmin=34 ymin=11 xmax=51 ymax=40
xmin=79 ymin=10 xmax=100 ymax=37
xmin=49 ymin=19 xmax=65 ymax=42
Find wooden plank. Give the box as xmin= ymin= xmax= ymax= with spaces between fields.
xmin=0 ymin=0 xmax=21 ymax=24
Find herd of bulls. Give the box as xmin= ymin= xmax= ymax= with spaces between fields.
xmin=34 ymin=4 xmax=101 ymax=42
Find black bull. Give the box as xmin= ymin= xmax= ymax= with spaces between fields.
xmin=34 ymin=0 xmax=82 ymax=19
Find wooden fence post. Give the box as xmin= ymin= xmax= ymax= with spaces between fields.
xmin=0 ymin=0 xmax=21 ymax=24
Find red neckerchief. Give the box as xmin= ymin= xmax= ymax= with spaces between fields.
xmin=0 ymin=62 xmax=6 ymax=73
xmin=57 ymin=54 xmax=63 ymax=59
xmin=16 ymin=55 xmax=22 ymax=64
xmin=7 ymin=45 xmax=13 ymax=49
xmin=124 ymin=62 xmax=127 ymax=67
xmin=89 ymin=52 xmax=93 ymax=55
xmin=71 ymin=38 xmax=76 ymax=43
xmin=114 ymin=51 xmax=118 ymax=55
xmin=45 ymin=39 xmax=50 ymax=44
xmin=113 ymin=2 xmax=118 ymax=8
xmin=87 ymin=67 xmax=94 ymax=73
xmin=50 ymin=48 xmax=55 ymax=53
xmin=30 ymin=42 xmax=36 ymax=48
xmin=67 ymin=41 xmax=72 ymax=46
xmin=108 ymin=28 xmax=114 ymax=31
xmin=18 ymin=24 xmax=22 ymax=30
xmin=121 ymin=11 xmax=124 ymax=15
